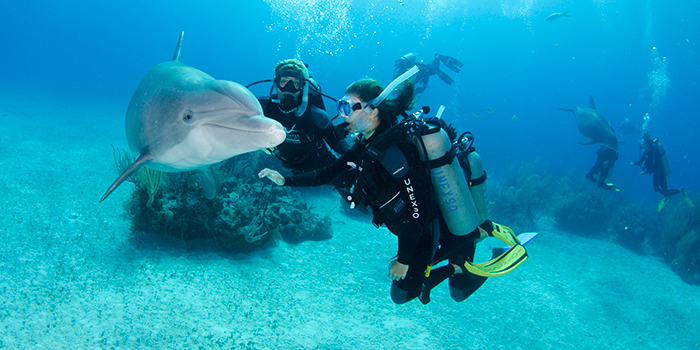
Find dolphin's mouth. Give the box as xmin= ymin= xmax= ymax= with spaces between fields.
xmin=202 ymin=119 xmax=285 ymax=148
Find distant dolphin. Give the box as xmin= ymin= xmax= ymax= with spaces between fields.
xmin=558 ymin=95 xmax=619 ymax=151
xmin=100 ymin=32 xmax=285 ymax=202
xmin=546 ymin=11 xmax=572 ymax=22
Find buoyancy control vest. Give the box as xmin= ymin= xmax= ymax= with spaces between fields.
xmin=353 ymin=116 xmax=482 ymax=236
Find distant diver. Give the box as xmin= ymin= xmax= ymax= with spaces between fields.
xmin=559 ymin=96 xmax=620 ymax=191
xmin=394 ymin=53 xmax=463 ymax=96
xmin=631 ymin=130 xmax=694 ymax=211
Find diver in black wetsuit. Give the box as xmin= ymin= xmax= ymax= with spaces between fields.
xmin=394 ymin=53 xmax=463 ymax=96
xmin=259 ymin=75 xmax=493 ymax=305
xmin=586 ymin=145 xmax=619 ymax=191
xmin=632 ymin=131 xmax=680 ymax=198
xmin=260 ymin=59 xmax=348 ymax=174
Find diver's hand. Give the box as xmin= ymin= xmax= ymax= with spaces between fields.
xmin=388 ymin=260 xmax=408 ymax=281
xmin=258 ymin=168 xmax=285 ymax=186
xmin=333 ymin=122 xmax=350 ymax=139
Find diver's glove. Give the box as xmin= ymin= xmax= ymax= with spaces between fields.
xmin=333 ymin=122 xmax=349 ymax=140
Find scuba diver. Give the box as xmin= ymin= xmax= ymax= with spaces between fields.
xmin=394 ymin=53 xmax=463 ymax=96
xmin=256 ymin=59 xmax=349 ymax=175
xmin=259 ymin=67 xmax=528 ymax=305
xmin=631 ymin=130 xmax=694 ymax=211
xmin=586 ymin=145 xmax=619 ymax=191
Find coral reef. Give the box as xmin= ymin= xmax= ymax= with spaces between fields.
xmin=654 ymin=196 xmax=700 ymax=285
xmin=488 ymin=159 xmax=557 ymax=232
xmin=494 ymin=159 xmax=700 ymax=285
xmin=119 ymin=151 xmax=332 ymax=253
xmin=550 ymin=178 xmax=622 ymax=236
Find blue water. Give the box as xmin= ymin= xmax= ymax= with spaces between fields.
xmin=1 ymin=1 xmax=699 ymax=348
xmin=2 ymin=0 xmax=697 ymax=200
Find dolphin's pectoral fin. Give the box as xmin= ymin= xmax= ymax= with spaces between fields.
xmin=579 ymin=137 xmax=596 ymax=145
xmin=557 ymin=108 xmax=574 ymax=113
xmin=588 ymin=95 xmax=597 ymax=110
xmin=100 ymin=152 xmax=154 ymax=203
xmin=197 ymin=166 xmax=219 ymax=199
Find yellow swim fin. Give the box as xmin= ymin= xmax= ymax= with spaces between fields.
xmin=681 ymin=188 xmax=695 ymax=208
xmin=658 ymin=196 xmax=671 ymax=212
xmin=463 ymin=223 xmax=528 ymax=277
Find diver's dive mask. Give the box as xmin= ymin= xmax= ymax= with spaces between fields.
xmin=337 ymin=99 xmax=363 ymax=116
xmin=276 ymin=76 xmax=304 ymax=93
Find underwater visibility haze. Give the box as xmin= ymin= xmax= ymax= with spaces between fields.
xmin=1 ymin=0 xmax=699 ymax=348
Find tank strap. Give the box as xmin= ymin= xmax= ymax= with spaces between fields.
xmin=469 ymin=171 xmax=487 ymax=187
xmin=428 ymin=149 xmax=455 ymax=169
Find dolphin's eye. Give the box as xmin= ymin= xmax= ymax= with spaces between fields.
xmin=182 ymin=110 xmax=194 ymax=123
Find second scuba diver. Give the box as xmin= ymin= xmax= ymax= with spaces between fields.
xmin=631 ymin=130 xmax=694 ymax=211
xmin=259 ymin=68 xmax=527 ymax=305
xmin=394 ymin=53 xmax=463 ymax=96
xmin=259 ymin=59 xmax=349 ymax=175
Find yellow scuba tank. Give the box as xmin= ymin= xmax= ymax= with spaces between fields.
xmin=419 ymin=124 xmax=480 ymax=236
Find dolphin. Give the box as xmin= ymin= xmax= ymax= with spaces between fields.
xmin=558 ymin=95 xmax=619 ymax=151
xmin=100 ymin=32 xmax=285 ymax=202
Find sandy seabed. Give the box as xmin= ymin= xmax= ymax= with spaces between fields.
xmin=1 ymin=98 xmax=698 ymax=349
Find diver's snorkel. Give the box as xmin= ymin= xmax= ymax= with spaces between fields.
xmin=354 ymin=65 xmax=420 ymax=133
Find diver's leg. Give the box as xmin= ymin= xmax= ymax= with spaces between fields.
xmin=448 ymin=240 xmax=488 ymax=302
xmin=586 ymin=162 xmax=599 ymax=183
xmin=653 ymin=173 xmax=664 ymax=195
xmin=597 ymin=161 xmax=616 ymax=190
xmin=390 ymin=235 xmax=433 ymax=304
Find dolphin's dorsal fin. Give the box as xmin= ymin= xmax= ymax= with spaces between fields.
xmin=588 ymin=95 xmax=597 ymax=110
xmin=100 ymin=152 xmax=154 ymax=202
xmin=172 ymin=31 xmax=184 ymax=61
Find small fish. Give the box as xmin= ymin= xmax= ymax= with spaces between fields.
xmin=486 ymin=108 xmax=494 ymax=114
xmin=546 ymin=11 xmax=571 ymax=22
xmin=512 ymin=115 xmax=520 ymax=120
xmin=474 ymin=94 xmax=482 ymax=98
xmin=473 ymin=111 xmax=483 ymax=118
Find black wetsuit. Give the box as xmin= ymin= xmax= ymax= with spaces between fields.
xmin=586 ymin=146 xmax=619 ymax=190
xmin=262 ymin=100 xmax=346 ymax=174
xmin=634 ymin=141 xmax=679 ymax=197
xmin=284 ymin=123 xmax=485 ymax=304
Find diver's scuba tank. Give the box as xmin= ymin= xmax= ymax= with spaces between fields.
xmin=418 ymin=123 xmax=480 ymax=236
xmin=454 ymin=131 xmax=491 ymax=224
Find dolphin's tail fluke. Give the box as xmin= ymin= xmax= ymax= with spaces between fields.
xmin=172 ymin=31 xmax=184 ymax=61
xmin=100 ymin=152 xmax=154 ymax=202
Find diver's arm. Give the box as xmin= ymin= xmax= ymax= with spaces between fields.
xmin=391 ymin=144 xmax=433 ymax=266
xmin=309 ymin=106 xmax=348 ymax=154
xmin=632 ymin=150 xmax=647 ymax=166
xmin=266 ymin=149 xmax=355 ymax=187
